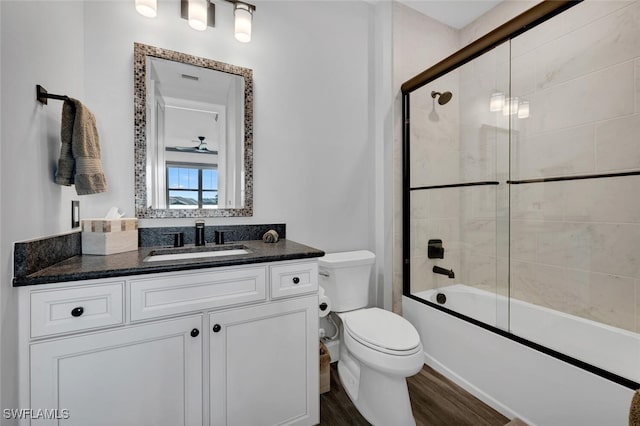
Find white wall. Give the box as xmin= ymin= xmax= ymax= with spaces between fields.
xmin=1 ymin=0 xmax=382 ymax=414
xmin=81 ymin=0 xmax=374 ymax=253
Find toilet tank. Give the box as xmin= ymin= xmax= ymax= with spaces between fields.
xmin=318 ymin=250 xmax=375 ymax=312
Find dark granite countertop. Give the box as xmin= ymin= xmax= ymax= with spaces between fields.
xmin=13 ymin=239 xmax=324 ymax=287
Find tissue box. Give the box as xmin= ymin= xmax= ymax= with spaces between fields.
xmin=81 ymin=218 xmax=138 ymax=255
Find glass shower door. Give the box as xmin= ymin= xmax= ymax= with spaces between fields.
xmin=407 ymin=41 xmax=511 ymax=331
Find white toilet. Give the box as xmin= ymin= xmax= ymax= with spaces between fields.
xmin=319 ymin=250 xmax=424 ymax=426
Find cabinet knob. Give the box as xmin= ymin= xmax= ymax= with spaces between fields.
xmin=71 ymin=307 xmax=84 ymax=317
xmin=212 ymin=324 xmax=221 ymax=333
xmin=292 ymin=277 xmax=300 ymax=284
xmin=190 ymin=328 xmax=200 ymax=338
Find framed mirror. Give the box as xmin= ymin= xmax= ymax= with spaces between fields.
xmin=134 ymin=43 xmax=253 ymax=218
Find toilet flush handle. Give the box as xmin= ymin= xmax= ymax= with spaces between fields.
xmin=319 ymin=271 xmax=330 ymax=277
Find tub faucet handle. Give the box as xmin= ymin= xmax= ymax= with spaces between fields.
xmin=428 ymin=239 xmax=445 ymax=259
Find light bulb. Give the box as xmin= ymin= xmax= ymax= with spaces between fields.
xmin=502 ymin=97 xmax=519 ymax=116
xmin=234 ymin=3 xmax=253 ymax=43
xmin=189 ymin=0 xmax=208 ymax=31
xmin=135 ymin=0 xmax=157 ymax=18
xmin=518 ymin=101 xmax=530 ymax=119
xmin=489 ymin=91 xmax=504 ymax=112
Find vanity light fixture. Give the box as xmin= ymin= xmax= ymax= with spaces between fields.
xmin=228 ymin=1 xmax=256 ymax=43
xmin=135 ymin=0 xmax=157 ymax=18
xmin=183 ymin=0 xmax=215 ymax=31
xmin=502 ymin=97 xmax=519 ymax=116
xmin=135 ymin=0 xmax=255 ymax=42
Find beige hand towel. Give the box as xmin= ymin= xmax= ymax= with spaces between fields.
xmin=55 ymin=98 xmax=107 ymax=195
xmin=54 ymin=100 xmax=75 ymax=186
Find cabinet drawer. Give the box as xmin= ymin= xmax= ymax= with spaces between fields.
xmin=270 ymin=262 xmax=318 ymax=299
xmin=30 ymin=282 xmax=124 ymax=338
xmin=129 ymin=267 xmax=267 ymax=321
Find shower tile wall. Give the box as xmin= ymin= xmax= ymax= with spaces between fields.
xmin=510 ymin=0 xmax=640 ymax=333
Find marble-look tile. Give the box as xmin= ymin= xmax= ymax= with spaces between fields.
xmin=566 ymin=269 xmax=636 ymax=332
xmin=510 ymin=183 xmax=566 ymax=221
xmin=410 ymin=255 xmax=436 ymax=294
xmin=536 ymin=221 xmax=574 ymax=268
xmin=461 ymin=219 xmax=497 ymax=257
xmin=583 ymin=223 xmax=640 ymax=279
xmin=461 ymin=253 xmax=497 ymax=293
xmin=535 ymin=2 xmax=640 ymax=91
xmin=511 ymin=125 xmax=596 ymax=180
xmin=510 ymin=220 xmax=540 ymax=263
xmin=564 ymin=176 xmax=640 ymax=223
xmin=511 ymin=50 xmax=537 ymax=96
xmin=428 ymin=188 xmax=461 ymax=219
xmin=462 ymin=186 xmax=497 ymax=221
xmin=458 ymin=125 xmax=497 ymax=183
xmin=529 ymin=61 xmax=635 ymax=133
xmin=596 ymin=114 xmax=640 ymax=172
xmin=510 ymin=260 xmax=590 ymax=317
xmin=496 ymin=256 xmax=509 ymax=298
xmin=410 ymin=138 xmax=461 ymax=188
xmin=560 ymin=1 xmax=636 ymax=37
xmin=410 ymin=190 xmax=430 ymax=220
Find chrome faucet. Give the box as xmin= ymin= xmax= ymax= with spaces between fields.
xmin=433 ymin=266 xmax=455 ymax=279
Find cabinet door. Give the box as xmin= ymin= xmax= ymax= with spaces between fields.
xmin=210 ymin=295 xmax=319 ymax=426
xmin=30 ymin=315 xmax=203 ymax=426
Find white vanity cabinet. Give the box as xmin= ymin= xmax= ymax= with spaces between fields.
xmin=19 ymin=259 xmax=319 ymax=426
xmin=30 ymin=315 xmax=204 ymax=426
xmin=210 ymin=295 xmax=318 ymax=426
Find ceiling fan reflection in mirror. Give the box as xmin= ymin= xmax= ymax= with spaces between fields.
xmin=166 ymin=136 xmax=218 ymax=155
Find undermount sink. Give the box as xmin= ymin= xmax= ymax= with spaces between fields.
xmin=143 ymin=245 xmax=250 ymax=263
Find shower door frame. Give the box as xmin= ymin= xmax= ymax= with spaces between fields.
xmin=401 ymin=0 xmax=640 ymax=390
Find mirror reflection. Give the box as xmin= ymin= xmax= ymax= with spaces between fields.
xmin=134 ymin=43 xmax=253 ymax=218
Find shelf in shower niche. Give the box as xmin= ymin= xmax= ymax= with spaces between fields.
xmin=507 ymin=170 xmax=640 ymax=185
xmin=410 ymin=181 xmax=499 ymax=191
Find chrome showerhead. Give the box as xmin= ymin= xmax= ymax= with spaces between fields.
xmin=431 ymin=90 xmax=453 ymax=105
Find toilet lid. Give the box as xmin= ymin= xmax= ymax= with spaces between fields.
xmin=343 ymin=308 xmax=420 ymax=352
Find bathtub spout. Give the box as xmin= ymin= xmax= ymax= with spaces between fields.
xmin=433 ymin=266 xmax=455 ymax=279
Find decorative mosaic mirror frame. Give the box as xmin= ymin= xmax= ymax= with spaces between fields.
xmin=133 ymin=42 xmax=253 ymax=218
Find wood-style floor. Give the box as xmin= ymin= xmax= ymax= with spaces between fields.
xmin=319 ymin=362 xmax=509 ymax=426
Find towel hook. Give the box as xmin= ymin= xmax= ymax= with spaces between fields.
xmin=36 ymin=84 xmax=71 ymax=105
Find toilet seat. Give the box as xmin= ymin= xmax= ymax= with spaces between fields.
xmin=342 ymin=308 xmax=421 ymax=356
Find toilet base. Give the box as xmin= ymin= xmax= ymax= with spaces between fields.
xmin=338 ymin=352 xmax=417 ymax=426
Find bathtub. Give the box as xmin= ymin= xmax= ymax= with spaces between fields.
xmin=404 ymin=285 xmax=637 ymax=426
